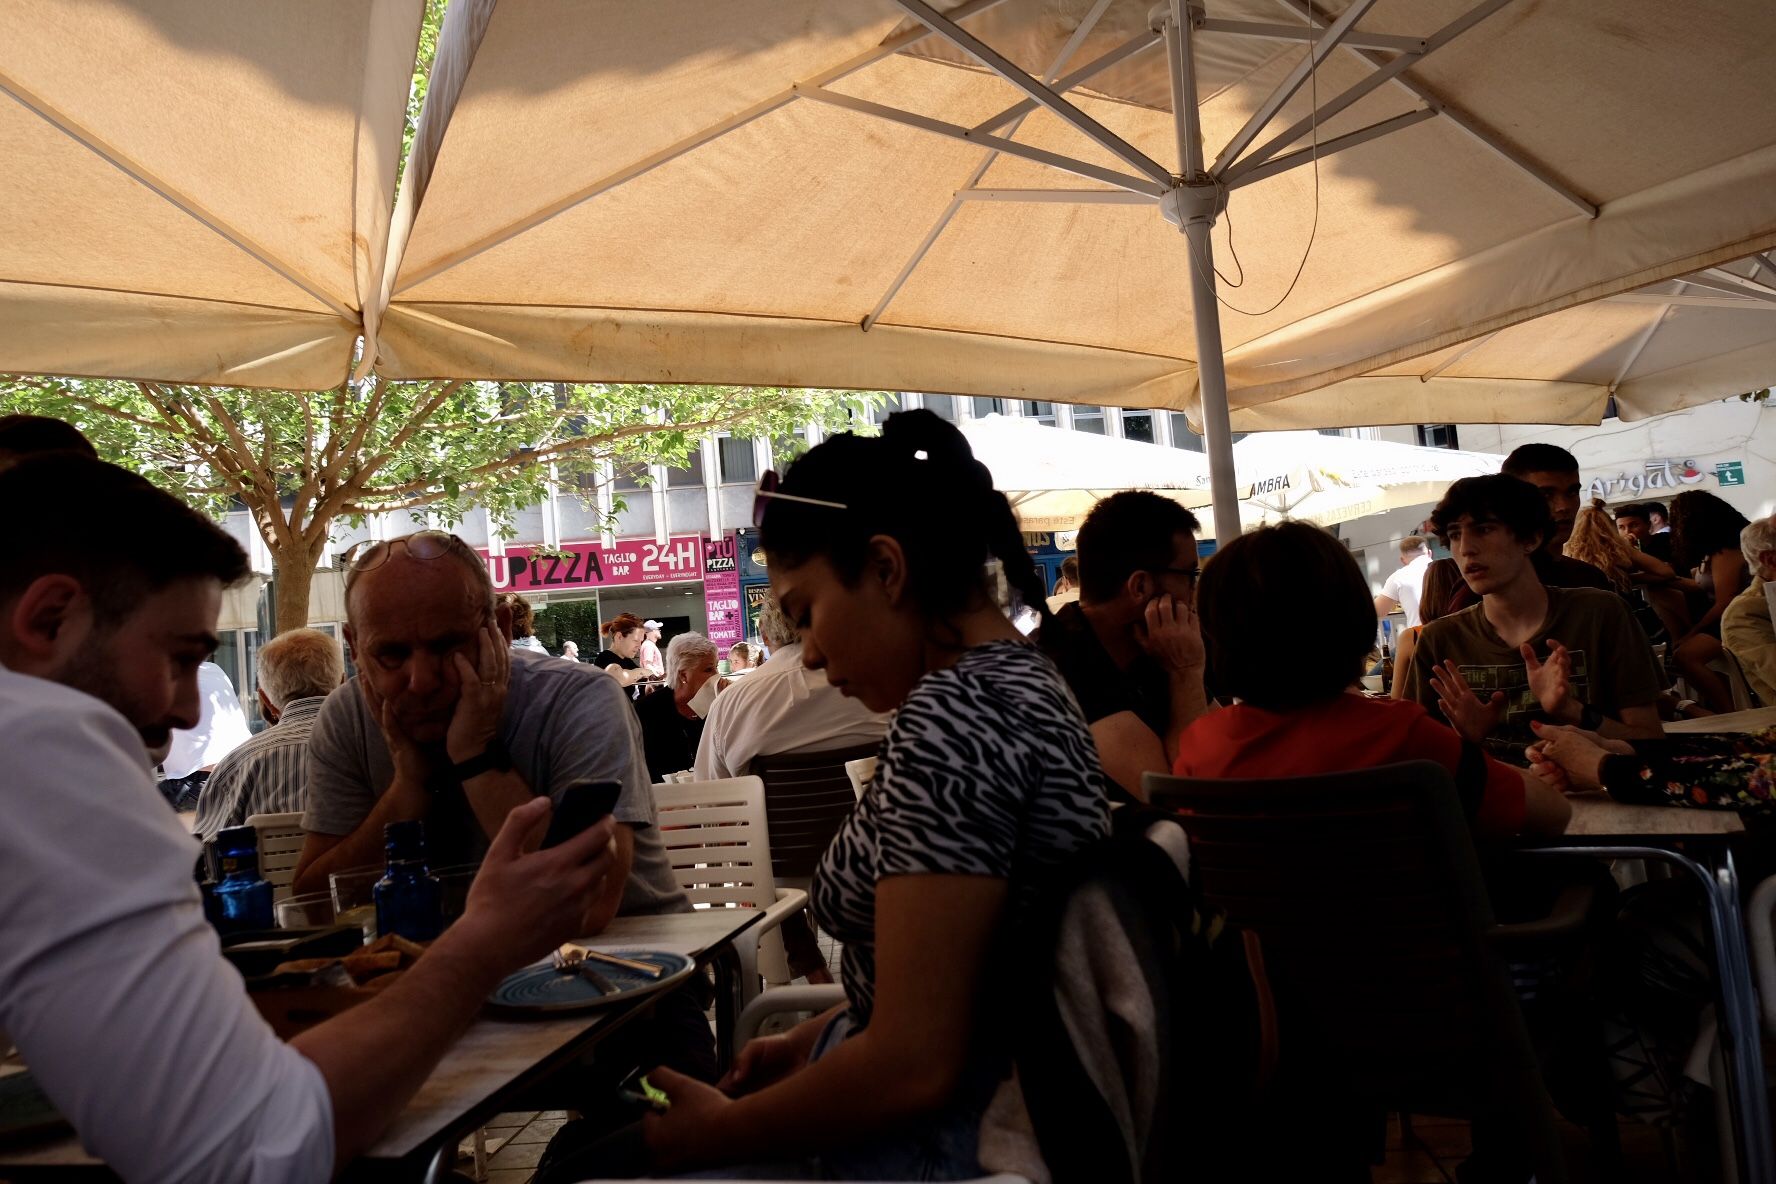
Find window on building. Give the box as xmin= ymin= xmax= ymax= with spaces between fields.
xmin=1121 ymin=411 xmax=1155 ymax=444
xmin=664 ymin=446 xmax=705 ymax=489
xmin=1023 ymin=401 xmax=1057 ymax=426
xmin=1318 ymin=427 xmax=1344 ymax=437
xmin=972 ymin=396 xmax=1006 ymax=418
xmin=1072 ymin=406 xmax=1106 ymax=434
xmin=769 ymin=430 xmax=810 ymax=470
xmin=869 ymin=393 xmax=903 ymax=425
xmin=923 ymin=394 xmax=960 ymax=423
xmin=717 ymin=436 xmax=757 ymax=484
xmin=1168 ymin=412 xmax=1244 ymax=451
xmin=1415 ymin=424 xmax=1460 ymax=450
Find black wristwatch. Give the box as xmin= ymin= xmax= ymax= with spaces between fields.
xmin=452 ymin=737 xmax=513 ymax=782
xmin=1575 ymin=703 xmax=1606 ymax=732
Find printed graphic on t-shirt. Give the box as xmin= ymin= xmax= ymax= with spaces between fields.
xmin=1457 ymin=648 xmax=1592 ymax=763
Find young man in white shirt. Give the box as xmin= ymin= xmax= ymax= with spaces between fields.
xmin=1375 ymin=535 xmax=1434 ymax=627
xmin=0 ymin=454 xmax=615 ymax=1183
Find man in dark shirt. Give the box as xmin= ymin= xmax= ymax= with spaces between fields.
xmin=1036 ymin=491 xmax=1208 ymax=802
xmin=1446 ymin=444 xmax=1613 ymax=613
xmin=1616 ymin=501 xmax=1676 ymax=564
xmin=634 ymin=632 xmax=722 ymax=781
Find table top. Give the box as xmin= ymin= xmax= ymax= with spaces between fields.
xmin=0 ymin=907 xmax=761 ymax=1171
xmin=1666 ymin=706 xmax=1776 ymax=734
xmin=1562 ymin=792 xmax=1744 ymax=838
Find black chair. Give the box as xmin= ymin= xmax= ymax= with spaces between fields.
xmin=1145 ymin=761 xmax=1574 ymax=1183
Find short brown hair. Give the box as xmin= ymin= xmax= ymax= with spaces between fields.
xmin=602 ymin=612 xmax=644 ymax=639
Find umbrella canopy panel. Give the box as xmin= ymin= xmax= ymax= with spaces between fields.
xmin=377 ymin=0 xmax=1776 ymax=423
xmin=0 ymin=0 xmax=422 ymax=390
xmin=1231 ymin=429 xmax=1499 ymax=528
xmin=958 ymin=413 xmax=1214 ymax=532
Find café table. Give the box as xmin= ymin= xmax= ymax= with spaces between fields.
xmin=1526 ymin=706 xmax=1776 ymax=1184
xmin=0 ymin=907 xmax=762 ymax=1183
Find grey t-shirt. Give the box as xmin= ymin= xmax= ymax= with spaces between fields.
xmin=303 ymin=648 xmax=687 ymax=915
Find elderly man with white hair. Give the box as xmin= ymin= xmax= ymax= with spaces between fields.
xmin=633 ymin=631 xmax=723 ymax=782
xmin=694 ymin=593 xmax=889 ymax=782
xmin=193 ymin=628 xmax=344 ymax=840
xmin=1723 ymin=515 xmax=1776 ymax=705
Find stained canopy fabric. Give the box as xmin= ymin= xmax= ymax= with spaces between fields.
xmin=0 ymin=0 xmax=421 ymax=388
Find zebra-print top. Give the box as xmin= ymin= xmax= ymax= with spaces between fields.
xmin=811 ymin=639 xmax=1110 ymax=1028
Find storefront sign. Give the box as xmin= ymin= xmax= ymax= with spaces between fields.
xmin=478 ymin=535 xmax=701 ymax=592
xmin=744 ymin=583 xmax=772 ymax=641
xmin=735 ymin=528 xmax=770 ymax=579
xmin=704 ymin=535 xmax=744 ymax=654
xmin=1586 ymin=458 xmax=1716 ymax=501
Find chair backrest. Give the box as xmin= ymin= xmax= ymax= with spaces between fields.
xmin=751 ymin=744 xmax=879 ymax=881
xmin=651 ymin=777 xmax=780 ymax=911
xmin=843 ymin=756 xmax=877 ymax=800
xmin=1715 ymin=649 xmax=1762 ymax=710
xmin=1145 ymin=762 xmax=1564 ymax=1178
xmin=245 ymin=811 xmax=306 ymax=902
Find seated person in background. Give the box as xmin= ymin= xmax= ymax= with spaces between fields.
xmin=593 ymin=612 xmax=650 ymax=686
xmin=1389 ymin=556 xmax=1464 ymax=700
xmin=634 ymin=631 xmax=723 ymax=782
xmin=193 ymin=627 xmax=343 ymax=840
xmin=1566 ymin=498 xmax=1678 ymax=599
xmin=694 ymin=591 xmax=888 ymax=782
xmin=1616 ymin=500 xmax=1675 ymax=563
xmin=561 ymin=638 xmax=581 ymax=662
xmin=1723 ymin=515 xmax=1776 ymax=705
xmin=1445 ymin=444 xmax=1614 ymax=614
xmin=1615 ymin=499 xmax=1691 ymax=642
xmin=1045 ymin=554 xmax=1081 ymax=614
xmin=499 ymin=592 xmax=548 ymax=652
xmin=157 ymin=658 xmax=252 ymax=811
xmin=1175 ymin=521 xmax=1569 ymax=837
xmin=626 ymin=409 xmax=1109 ymax=1179
xmin=1375 ymin=534 xmax=1434 ymax=626
xmin=1531 ymin=721 xmax=1776 ymax=812
xmin=1036 ymin=490 xmax=1208 ymax=802
xmin=0 ymin=456 xmax=616 ymax=1180
xmin=1405 ymin=475 xmax=1665 ymax=763
xmin=1669 ymin=489 xmax=1753 ymax=713
xmin=639 ymin=619 xmax=666 ymax=678
xmin=726 ymin=640 xmax=761 ymax=672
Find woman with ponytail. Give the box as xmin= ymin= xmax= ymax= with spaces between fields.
xmin=638 ymin=410 xmax=1111 ymax=1177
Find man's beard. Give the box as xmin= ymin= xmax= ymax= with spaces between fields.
xmin=55 ymin=631 xmax=168 ymax=762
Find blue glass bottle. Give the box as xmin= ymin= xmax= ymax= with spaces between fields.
xmin=375 ymin=820 xmax=444 ymax=942
xmin=210 ymin=826 xmax=274 ymax=934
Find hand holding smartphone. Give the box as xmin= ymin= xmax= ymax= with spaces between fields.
xmin=541 ymin=780 xmax=622 ymax=849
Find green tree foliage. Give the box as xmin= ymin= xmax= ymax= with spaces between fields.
xmin=0 ymin=375 xmax=879 ymax=631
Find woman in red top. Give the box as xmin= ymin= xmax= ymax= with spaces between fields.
xmin=1178 ymin=521 xmax=1570 ymax=838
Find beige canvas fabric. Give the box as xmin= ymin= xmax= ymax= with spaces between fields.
xmin=0 ymin=0 xmax=421 ymax=388
xmin=372 ymin=0 xmax=1776 ymax=427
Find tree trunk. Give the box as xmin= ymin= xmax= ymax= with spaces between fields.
xmin=267 ymin=536 xmax=324 ymax=635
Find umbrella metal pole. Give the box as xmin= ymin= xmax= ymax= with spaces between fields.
xmin=1163 ymin=1 xmax=1241 ymax=543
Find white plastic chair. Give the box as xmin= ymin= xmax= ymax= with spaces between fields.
xmin=844 ymin=755 xmax=877 ymax=800
xmin=652 ymin=777 xmax=809 ymax=1005
xmin=245 ymin=811 xmax=305 ymax=903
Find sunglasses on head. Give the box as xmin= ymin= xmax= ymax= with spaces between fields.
xmin=343 ymin=530 xmax=473 ymax=588
xmin=752 ymin=470 xmax=848 ymax=527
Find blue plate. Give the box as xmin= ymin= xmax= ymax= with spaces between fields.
xmin=489 ymin=949 xmax=696 ymax=1013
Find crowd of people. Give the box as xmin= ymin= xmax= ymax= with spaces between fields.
xmin=5 ymin=405 xmax=1776 ymax=1181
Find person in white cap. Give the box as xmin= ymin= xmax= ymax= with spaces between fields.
xmin=638 ymin=620 xmax=665 ymax=678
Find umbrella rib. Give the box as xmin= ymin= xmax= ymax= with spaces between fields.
xmin=1417 ymin=329 xmax=1499 ymax=383
xmin=390 ymin=0 xmax=1015 ymax=298
xmin=887 ymin=0 xmax=1171 ymax=188
xmin=0 ymin=70 xmax=357 ymax=321
xmin=796 ymin=87 xmax=1167 ymax=197
xmin=1610 ymin=304 xmax=1672 ymax=391
xmin=1224 ymin=107 xmax=1439 ymax=189
xmin=861 ymin=0 xmax=1116 ymax=333
xmin=1230 ymin=0 xmax=1518 ymax=175
xmin=970 ymin=30 xmax=1162 ymax=135
xmin=1680 ymin=272 xmax=1776 ymax=306
xmin=1269 ymin=0 xmax=1596 ymax=218
xmin=1210 ymin=0 xmax=1383 ymax=175
xmin=1199 ymin=18 xmax=1426 ymax=55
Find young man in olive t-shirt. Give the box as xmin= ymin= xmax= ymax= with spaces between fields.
xmin=1405 ymin=475 xmax=1665 ymax=763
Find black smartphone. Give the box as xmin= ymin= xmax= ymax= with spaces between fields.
xmin=541 ymin=780 xmax=623 ymax=849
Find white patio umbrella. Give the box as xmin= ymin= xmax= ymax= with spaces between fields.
xmin=1225 ymin=252 xmax=1776 ymax=429
xmin=371 ymin=0 xmax=1776 ymax=552
xmin=957 ymin=414 xmax=1213 ymax=532
xmin=1231 ymin=430 xmax=1499 ymax=529
xmin=0 ymin=1 xmax=421 ymax=389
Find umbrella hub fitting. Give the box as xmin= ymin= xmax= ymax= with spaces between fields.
xmin=1148 ymin=2 xmax=1205 ymax=33
xmin=1160 ymin=179 xmax=1222 ymax=230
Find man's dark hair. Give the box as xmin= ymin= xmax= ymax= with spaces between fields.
xmin=1075 ymin=491 xmax=1201 ymax=605
xmin=0 ymin=454 xmax=248 ymax=628
xmin=1197 ymin=522 xmax=1374 ymax=711
xmin=1059 ymin=555 xmax=1079 ymax=583
xmin=1502 ymin=443 xmax=1579 ymax=478
xmin=1642 ymin=500 xmax=1668 ymax=520
xmin=1614 ymin=502 xmax=1648 ymax=523
xmin=0 ymin=414 xmax=97 ymax=461
xmin=1430 ymin=474 xmax=1554 ymax=547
